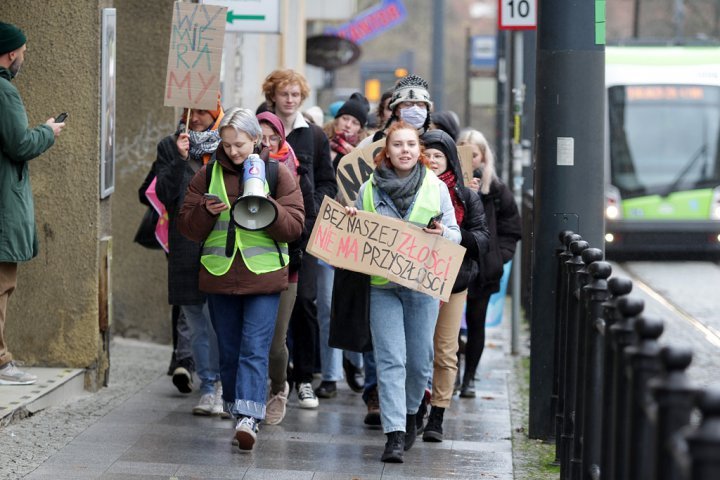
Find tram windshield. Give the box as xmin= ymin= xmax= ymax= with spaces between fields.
xmin=608 ymin=84 xmax=720 ymax=198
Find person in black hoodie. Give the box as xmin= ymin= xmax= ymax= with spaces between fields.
xmin=457 ymin=128 xmax=522 ymax=398
xmin=261 ymin=69 xmax=338 ymax=409
xmin=419 ymin=130 xmax=490 ymax=441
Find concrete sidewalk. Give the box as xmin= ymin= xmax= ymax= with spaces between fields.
xmin=2 ymin=318 xmax=515 ymax=480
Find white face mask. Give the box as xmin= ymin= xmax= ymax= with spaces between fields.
xmin=399 ymin=105 xmax=427 ymax=129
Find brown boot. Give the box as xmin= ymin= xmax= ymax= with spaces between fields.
xmin=364 ymin=386 xmax=381 ymax=426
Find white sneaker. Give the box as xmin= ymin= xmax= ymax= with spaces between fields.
xmin=297 ymin=382 xmax=319 ymax=409
xmin=192 ymin=393 xmax=215 ymax=415
xmin=0 ymin=361 xmax=37 ymax=385
xmin=265 ymin=382 xmax=289 ymax=425
xmin=234 ymin=416 xmax=258 ymax=451
xmin=213 ymin=383 xmax=230 ymax=417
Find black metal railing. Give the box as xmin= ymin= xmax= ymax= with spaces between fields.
xmin=551 ymin=230 xmax=720 ymax=480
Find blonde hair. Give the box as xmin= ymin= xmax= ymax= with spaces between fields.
xmin=457 ymin=128 xmax=495 ymax=195
xmin=219 ymin=107 xmax=262 ymax=144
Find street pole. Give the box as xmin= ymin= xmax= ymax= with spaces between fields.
xmin=528 ymin=0 xmax=606 ymax=440
xmin=465 ymin=28 xmax=472 ymax=127
xmin=431 ymin=0 xmax=444 ymax=111
xmin=511 ymin=30 xmax=524 ymax=355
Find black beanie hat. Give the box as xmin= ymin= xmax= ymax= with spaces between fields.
xmin=336 ymin=92 xmax=370 ymax=127
xmin=0 ymin=22 xmax=27 ymax=56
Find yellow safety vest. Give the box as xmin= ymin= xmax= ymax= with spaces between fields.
xmin=362 ymin=169 xmax=441 ymax=286
xmin=201 ymin=161 xmax=289 ymax=276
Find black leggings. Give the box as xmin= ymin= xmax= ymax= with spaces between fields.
xmin=463 ymin=291 xmax=492 ymax=384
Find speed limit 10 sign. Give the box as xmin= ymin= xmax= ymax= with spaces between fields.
xmin=498 ymin=0 xmax=537 ymax=30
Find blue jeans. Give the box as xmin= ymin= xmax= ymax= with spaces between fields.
xmin=181 ymin=303 xmax=219 ymax=395
xmin=369 ymin=285 xmax=440 ymax=433
xmin=362 ymin=351 xmax=377 ymax=404
xmin=207 ymin=293 xmax=280 ymax=420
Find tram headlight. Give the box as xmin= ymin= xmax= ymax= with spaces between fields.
xmin=606 ymin=185 xmax=622 ymax=220
xmin=711 ymin=187 xmax=720 ymax=220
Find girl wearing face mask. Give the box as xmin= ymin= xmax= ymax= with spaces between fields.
xmin=345 ymin=122 xmax=461 ymax=463
xmin=178 ymin=107 xmax=304 ymax=452
xmin=361 ymin=74 xmax=434 ymax=146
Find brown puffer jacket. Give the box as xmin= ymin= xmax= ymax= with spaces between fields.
xmin=178 ymin=148 xmax=305 ymax=295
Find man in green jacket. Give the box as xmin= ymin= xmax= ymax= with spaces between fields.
xmin=0 ymin=22 xmax=65 ymax=385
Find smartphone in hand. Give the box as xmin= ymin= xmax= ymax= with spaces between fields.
xmin=426 ymin=213 xmax=443 ymax=229
xmin=55 ymin=112 xmax=68 ymax=123
xmin=203 ymin=193 xmax=222 ymax=203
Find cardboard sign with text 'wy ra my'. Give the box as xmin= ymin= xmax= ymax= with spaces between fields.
xmin=164 ymin=2 xmax=226 ymax=110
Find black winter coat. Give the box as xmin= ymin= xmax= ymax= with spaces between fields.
xmin=420 ymin=130 xmax=490 ymax=293
xmin=153 ymin=135 xmax=206 ymax=306
xmin=285 ymin=122 xmax=338 ymax=249
xmin=469 ymin=177 xmax=522 ymax=297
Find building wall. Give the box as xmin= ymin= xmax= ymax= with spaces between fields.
xmin=112 ymin=0 xmax=176 ymax=344
xmin=3 ymin=0 xmax=112 ymax=388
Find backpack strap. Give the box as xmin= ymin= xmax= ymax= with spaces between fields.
xmin=266 ymin=158 xmax=278 ymax=198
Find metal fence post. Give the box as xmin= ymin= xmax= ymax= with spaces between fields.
xmin=580 ymin=260 xmax=612 ymax=480
xmin=555 ymin=232 xmax=582 ymax=463
xmin=652 ymin=346 xmax=695 ymax=480
xmin=570 ymin=248 xmax=604 ymax=480
xmin=625 ymin=316 xmax=664 ymax=480
xmin=560 ymin=240 xmax=590 ymax=479
xmin=687 ymin=389 xmax=720 ymax=480
xmin=611 ymin=296 xmax=644 ymax=480
xmin=601 ymin=277 xmax=633 ymax=478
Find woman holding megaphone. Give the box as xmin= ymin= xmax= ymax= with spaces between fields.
xmin=178 ymin=107 xmax=304 ymax=453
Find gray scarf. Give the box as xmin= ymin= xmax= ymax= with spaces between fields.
xmin=373 ymin=162 xmax=426 ymax=217
xmin=175 ymin=121 xmax=221 ymax=162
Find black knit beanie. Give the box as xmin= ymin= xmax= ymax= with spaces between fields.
xmin=335 ymin=92 xmax=370 ymax=127
xmin=0 ymin=22 xmax=27 ymax=56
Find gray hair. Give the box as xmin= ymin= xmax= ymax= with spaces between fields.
xmin=457 ymin=128 xmax=496 ymax=195
xmin=219 ymin=107 xmax=262 ymax=140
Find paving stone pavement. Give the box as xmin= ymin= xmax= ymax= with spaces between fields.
xmin=6 ymin=319 xmax=515 ymax=480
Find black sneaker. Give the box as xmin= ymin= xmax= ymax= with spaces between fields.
xmin=460 ymin=379 xmax=476 ymax=398
xmin=172 ymin=357 xmax=195 ymax=394
xmin=416 ymin=390 xmax=430 ymax=434
xmin=404 ymin=414 xmax=417 ymax=451
xmin=381 ymin=431 xmax=405 ymax=463
xmin=315 ymin=381 xmax=337 ymax=398
xmin=422 ymin=406 xmax=445 ymax=442
xmin=343 ymin=357 xmax=364 ymax=393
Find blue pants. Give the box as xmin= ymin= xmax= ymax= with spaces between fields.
xmin=181 ymin=302 xmax=220 ymax=395
xmin=208 ymin=293 xmax=280 ymax=420
xmin=369 ymin=285 xmax=439 ymax=433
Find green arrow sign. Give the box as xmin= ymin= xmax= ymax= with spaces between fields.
xmin=227 ymin=10 xmax=266 ymax=23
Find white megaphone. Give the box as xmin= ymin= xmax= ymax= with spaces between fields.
xmin=231 ymin=154 xmax=278 ymax=231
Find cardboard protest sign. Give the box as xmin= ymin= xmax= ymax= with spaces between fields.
xmin=307 ymin=196 xmax=466 ymax=302
xmin=165 ymin=2 xmax=227 ymax=110
xmin=335 ymin=139 xmax=385 ymax=205
xmin=457 ymin=145 xmax=475 ymax=186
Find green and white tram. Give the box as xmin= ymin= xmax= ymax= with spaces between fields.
xmin=604 ymin=46 xmax=720 ymax=256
